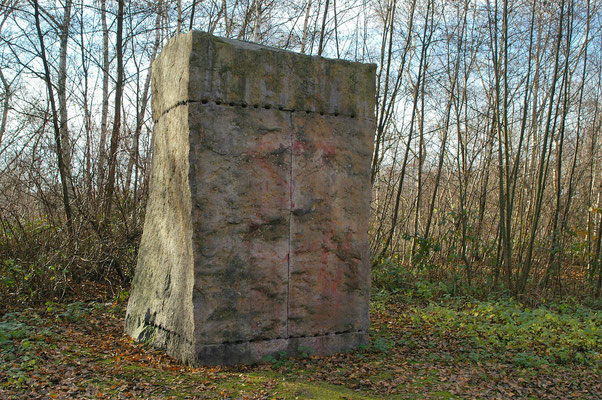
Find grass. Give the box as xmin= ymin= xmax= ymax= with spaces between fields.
xmin=402 ymin=297 xmax=602 ymax=366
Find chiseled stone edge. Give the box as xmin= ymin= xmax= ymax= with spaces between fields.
xmin=151 ymin=31 xmax=377 ymax=121
xmin=126 ymin=319 xmax=196 ymax=366
xmin=190 ymin=331 xmax=369 ymax=366
xmin=124 ymin=104 xmax=196 ymax=358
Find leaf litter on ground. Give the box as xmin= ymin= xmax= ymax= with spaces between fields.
xmin=0 ymin=295 xmax=600 ymax=399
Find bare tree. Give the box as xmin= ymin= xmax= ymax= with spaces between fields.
xmin=32 ymin=0 xmax=73 ymax=232
xmin=98 ymin=0 xmax=110 ymax=192
xmin=103 ymin=0 xmax=125 ymax=223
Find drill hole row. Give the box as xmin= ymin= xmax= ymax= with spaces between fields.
xmin=197 ymin=99 xmax=357 ymax=118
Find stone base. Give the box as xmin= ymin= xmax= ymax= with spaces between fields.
xmin=191 ymin=331 xmax=369 ymax=365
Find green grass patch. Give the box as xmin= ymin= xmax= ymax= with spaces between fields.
xmin=404 ymin=298 xmax=602 ymax=367
xmin=0 ymin=310 xmax=56 ymax=388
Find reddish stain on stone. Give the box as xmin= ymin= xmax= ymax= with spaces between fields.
xmin=315 ymin=142 xmax=335 ymax=159
xmin=254 ymin=158 xmax=287 ymax=186
xmin=293 ymin=140 xmax=305 ymax=153
xmin=322 ymin=228 xmax=336 ymax=251
xmin=344 ymin=231 xmax=353 ymax=250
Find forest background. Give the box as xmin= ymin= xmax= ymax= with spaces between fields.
xmin=0 ymin=0 xmax=601 ymax=305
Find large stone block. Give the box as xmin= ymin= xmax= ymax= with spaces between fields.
xmin=125 ymin=31 xmax=376 ymax=365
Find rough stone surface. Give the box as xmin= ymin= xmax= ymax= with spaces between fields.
xmin=125 ymin=31 xmax=376 ymax=365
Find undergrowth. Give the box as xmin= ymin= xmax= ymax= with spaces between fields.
xmin=401 ymin=298 xmax=602 ymax=367
xmin=0 ymin=215 xmax=139 ymax=310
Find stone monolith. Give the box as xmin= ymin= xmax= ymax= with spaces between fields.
xmin=125 ymin=31 xmax=376 ymax=365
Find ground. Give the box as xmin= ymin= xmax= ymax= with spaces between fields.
xmin=1 ymin=294 xmax=600 ymax=399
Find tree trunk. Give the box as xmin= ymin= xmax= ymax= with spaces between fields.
xmin=317 ymin=0 xmax=329 ymax=56
xmin=98 ymin=0 xmax=110 ymax=193
xmin=33 ymin=0 xmax=73 ymax=233
xmin=103 ymin=0 xmax=125 ymax=224
xmin=518 ymin=0 xmax=566 ymax=293
xmin=300 ymin=0 xmax=312 ymax=53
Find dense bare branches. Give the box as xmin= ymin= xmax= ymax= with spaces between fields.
xmin=0 ymin=0 xmax=601 ymax=301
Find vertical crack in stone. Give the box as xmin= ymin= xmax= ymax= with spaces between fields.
xmin=286 ymin=112 xmax=294 ymax=338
